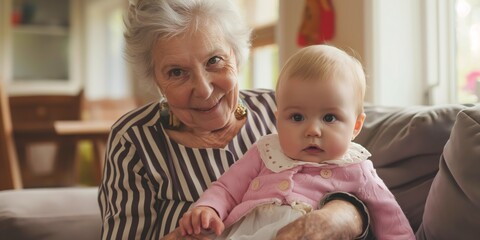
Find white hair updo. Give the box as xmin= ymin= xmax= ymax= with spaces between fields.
xmin=124 ymin=0 xmax=252 ymax=83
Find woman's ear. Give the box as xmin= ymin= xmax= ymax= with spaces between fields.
xmin=352 ymin=113 xmax=366 ymax=140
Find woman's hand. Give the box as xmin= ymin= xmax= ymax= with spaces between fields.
xmin=275 ymin=200 xmax=363 ymax=240
xmin=178 ymin=206 xmax=224 ymax=237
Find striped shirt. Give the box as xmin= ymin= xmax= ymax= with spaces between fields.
xmin=98 ymin=89 xmax=277 ymax=239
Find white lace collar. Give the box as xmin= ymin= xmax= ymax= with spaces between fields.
xmin=257 ymin=134 xmax=371 ymax=173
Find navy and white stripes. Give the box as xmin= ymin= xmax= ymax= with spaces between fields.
xmin=99 ymin=89 xmax=277 ymax=239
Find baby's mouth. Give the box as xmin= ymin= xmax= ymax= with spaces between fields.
xmin=303 ymin=145 xmax=324 ymax=153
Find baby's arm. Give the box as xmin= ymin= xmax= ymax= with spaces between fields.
xmin=179 ymin=144 xmax=264 ymax=237
xmin=357 ymin=161 xmax=415 ymax=238
xmin=178 ymin=206 xmax=224 ymax=237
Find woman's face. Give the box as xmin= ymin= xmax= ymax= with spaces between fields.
xmin=153 ymin=27 xmax=239 ymax=133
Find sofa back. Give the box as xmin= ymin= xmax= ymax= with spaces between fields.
xmin=356 ymin=104 xmax=465 ymax=231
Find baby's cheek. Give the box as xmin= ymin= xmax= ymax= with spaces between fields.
xmin=281 ymin=144 xmax=298 ymax=159
xmin=329 ymin=141 xmax=349 ymax=159
xmin=279 ymin=136 xmax=301 ymax=157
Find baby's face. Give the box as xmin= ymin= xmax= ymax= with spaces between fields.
xmin=275 ymin=76 xmax=363 ymax=163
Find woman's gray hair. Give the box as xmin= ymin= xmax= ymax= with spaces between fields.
xmin=124 ymin=0 xmax=251 ymax=82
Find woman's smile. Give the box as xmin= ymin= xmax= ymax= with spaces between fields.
xmin=193 ymin=97 xmax=222 ymax=112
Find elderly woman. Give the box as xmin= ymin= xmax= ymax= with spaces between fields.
xmin=98 ymin=0 xmax=367 ymax=239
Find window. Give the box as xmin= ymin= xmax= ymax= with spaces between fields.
xmin=428 ymin=0 xmax=480 ymax=104
xmin=85 ymin=0 xmax=130 ymax=100
xmin=456 ymin=0 xmax=480 ymax=103
xmin=234 ymin=0 xmax=279 ymax=90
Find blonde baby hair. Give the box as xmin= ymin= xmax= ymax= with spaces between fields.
xmin=276 ymin=44 xmax=366 ymax=114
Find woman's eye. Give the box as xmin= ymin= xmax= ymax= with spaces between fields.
xmin=323 ymin=114 xmax=337 ymax=123
xmin=168 ymin=68 xmax=184 ymax=78
xmin=207 ymin=56 xmax=221 ymax=66
xmin=290 ymin=113 xmax=304 ymax=122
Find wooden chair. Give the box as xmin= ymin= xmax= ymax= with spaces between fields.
xmin=0 ymin=82 xmax=23 ymax=190
xmin=9 ymin=90 xmax=84 ymax=187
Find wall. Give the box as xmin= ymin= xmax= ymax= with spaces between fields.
xmin=278 ymin=0 xmax=367 ymax=99
xmin=279 ymin=0 xmax=428 ymax=106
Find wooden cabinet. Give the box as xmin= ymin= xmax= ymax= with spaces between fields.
xmin=0 ymin=0 xmax=82 ymax=95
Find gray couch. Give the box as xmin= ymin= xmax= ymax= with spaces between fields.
xmin=0 ymin=187 xmax=100 ymax=239
xmin=0 ymin=104 xmax=479 ymax=240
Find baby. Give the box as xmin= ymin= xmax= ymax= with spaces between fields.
xmin=179 ymin=45 xmax=415 ymax=239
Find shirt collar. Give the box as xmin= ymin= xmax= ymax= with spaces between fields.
xmin=257 ymin=134 xmax=371 ymax=173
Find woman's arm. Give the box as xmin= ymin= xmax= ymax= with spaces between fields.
xmin=98 ymin=134 xmax=158 ymax=240
xmin=275 ymin=193 xmax=369 ymax=240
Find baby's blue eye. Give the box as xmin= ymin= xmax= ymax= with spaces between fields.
xmin=291 ymin=113 xmax=304 ymax=122
xmin=323 ymin=114 xmax=336 ymax=123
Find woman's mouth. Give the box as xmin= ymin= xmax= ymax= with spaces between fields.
xmin=197 ymin=103 xmax=218 ymax=112
xmin=195 ymin=97 xmax=222 ymax=112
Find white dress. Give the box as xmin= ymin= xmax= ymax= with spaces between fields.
xmin=216 ymin=203 xmax=307 ymax=240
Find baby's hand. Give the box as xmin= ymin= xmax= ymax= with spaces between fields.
xmin=179 ymin=206 xmax=224 ymax=237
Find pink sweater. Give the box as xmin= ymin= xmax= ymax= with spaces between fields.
xmin=195 ymin=138 xmax=414 ymax=239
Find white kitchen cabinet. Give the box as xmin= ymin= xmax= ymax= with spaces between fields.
xmin=0 ymin=0 xmax=83 ymax=95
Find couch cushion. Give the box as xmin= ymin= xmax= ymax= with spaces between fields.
xmin=416 ymin=104 xmax=480 ymax=240
xmin=0 ymin=187 xmax=101 ymax=240
xmin=356 ymin=104 xmax=465 ymax=231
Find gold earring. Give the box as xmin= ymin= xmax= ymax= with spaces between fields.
xmin=235 ymin=99 xmax=247 ymax=120
xmin=169 ymin=111 xmax=181 ymax=128
xmin=160 ymin=101 xmax=183 ymax=129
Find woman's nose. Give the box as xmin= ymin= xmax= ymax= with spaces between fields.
xmin=192 ymin=71 xmax=214 ymax=99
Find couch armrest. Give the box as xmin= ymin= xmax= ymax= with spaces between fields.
xmin=417 ymin=104 xmax=480 ymax=240
xmin=0 ymin=187 xmax=101 ymax=240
